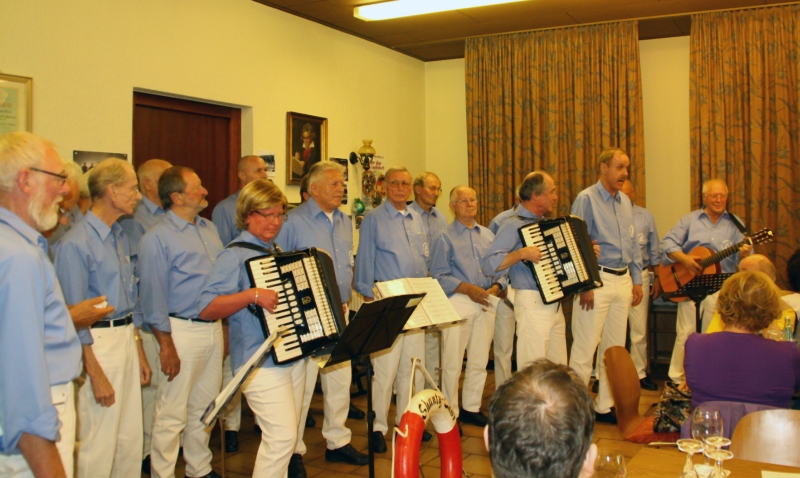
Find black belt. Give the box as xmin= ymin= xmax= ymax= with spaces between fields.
xmin=170 ymin=315 xmax=216 ymax=323
xmin=91 ymin=315 xmax=133 ymax=329
xmin=599 ymin=266 xmax=628 ymax=276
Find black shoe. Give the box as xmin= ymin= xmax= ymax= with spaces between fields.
xmin=224 ymin=430 xmax=239 ymax=453
xmin=254 ymin=423 xmax=262 ymax=435
xmin=459 ymin=409 xmax=488 ymax=427
xmin=142 ymin=455 xmax=151 ymax=475
xmin=288 ymin=454 xmax=307 ymax=478
xmin=185 ymin=471 xmax=221 ymax=478
xmin=640 ymin=376 xmax=658 ymax=391
xmin=325 ymin=443 xmax=369 ymax=465
xmin=595 ymin=409 xmax=618 ymax=425
xmin=591 ymin=380 xmax=599 ymax=393
xmin=421 ymin=430 xmax=432 ymax=442
xmin=370 ymin=431 xmax=387 ymax=453
xmin=306 ymin=414 xmax=316 ymax=428
xmin=348 ymin=403 xmax=366 ymax=420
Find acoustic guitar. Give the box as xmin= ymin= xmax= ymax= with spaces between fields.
xmin=658 ymin=228 xmax=774 ymax=302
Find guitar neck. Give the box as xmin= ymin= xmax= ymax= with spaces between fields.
xmin=698 ymin=238 xmax=750 ymax=268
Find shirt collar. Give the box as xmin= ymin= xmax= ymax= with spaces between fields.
xmin=452 ymin=219 xmax=477 ymax=234
xmin=0 ymin=206 xmax=47 ymax=253
xmin=142 ymin=196 xmax=165 ymax=216
xmin=699 ymin=208 xmax=730 ymax=221
xmin=239 ymin=229 xmax=276 ymax=250
xmin=166 ymin=209 xmax=203 ymax=230
xmin=595 ymin=180 xmax=622 ymax=203
xmin=409 ymin=201 xmax=439 ymax=218
xmin=516 ymin=205 xmax=540 ymax=221
xmin=85 ymin=210 xmax=116 ymax=240
xmin=383 ymin=201 xmax=410 ymax=219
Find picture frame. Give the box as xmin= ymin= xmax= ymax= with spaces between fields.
xmin=0 ymin=74 xmax=33 ymax=135
xmin=286 ymin=111 xmax=327 ymax=185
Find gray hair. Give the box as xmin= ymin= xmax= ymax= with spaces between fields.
xmin=88 ymin=159 xmax=132 ymax=200
xmin=63 ymin=161 xmax=83 ymax=181
xmin=385 ymin=167 xmax=410 ymax=182
xmin=78 ymin=171 xmax=91 ymax=198
xmin=519 ymin=171 xmax=549 ymax=201
xmin=307 ymin=161 xmax=344 ymax=188
xmin=702 ymin=178 xmax=728 ymax=195
xmin=159 ymin=166 xmax=193 ymax=210
xmin=413 ymin=171 xmax=439 ymax=189
xmin=0 ymin=132 xmax=53 ymax=193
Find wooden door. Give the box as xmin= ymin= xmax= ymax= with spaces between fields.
xmin=132 ymin=92 xmax=241 ymax=219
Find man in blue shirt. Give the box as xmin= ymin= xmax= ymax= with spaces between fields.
xmin=431 ymin=186 xmax=503 ymax=428
xmin=620 ymin=180 xmax=661 ymax=391
xmin=45 ymin=160 xmax=84 ymax=257
xmin=139 ymin=166 xmax=224 ymax=478
xmin=0 ymin=132 xmax=82 ymax=477
xmin=569 ymin=148 xmax=643 ymax=424
xmin=55 ymin=158 xmax=151 ymax=476
xmin=274 ymin=162 xmax=368 ymax=466
xmin=483 ymin=172 xmax=570 ymax=375
xmin=118 ymin=158 xmax=172 ymax=468
xmin=354 ymin=167 xmax=429 ymax=453
xmin=212 ymin=155 xmax=268 ymax=246
xmin=660 ymin=178 xmax=751 ymax=385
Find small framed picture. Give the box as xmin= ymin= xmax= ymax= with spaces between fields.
xmin=0 ymin=74 xmax=33 ymax=135
xmin=286 ymin=112 xmax=327 ymax=186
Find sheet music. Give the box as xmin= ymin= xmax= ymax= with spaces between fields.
xmin=374 ymin=277 xmax=462 ymax=330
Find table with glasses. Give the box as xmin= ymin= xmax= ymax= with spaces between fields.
xmin=625 ymin=447 xmax=799 ymax=477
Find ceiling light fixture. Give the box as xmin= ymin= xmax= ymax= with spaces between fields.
xmin=354 ymin=0 xmax=528 ymax=22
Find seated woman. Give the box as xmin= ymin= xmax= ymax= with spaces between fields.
xmin=198 ymin=179 xmax=304 ymax=478
xmin=684 ymin=270 xmax=800 ymax=410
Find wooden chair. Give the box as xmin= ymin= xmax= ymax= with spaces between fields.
xmin=730 ymin=409 xmax=800 ymax=467
xmin=603 ymin=346 xmax=679 ymax=444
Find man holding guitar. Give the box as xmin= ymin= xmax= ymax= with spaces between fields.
xmin=660 ymin=179 xmax=752 ymax=385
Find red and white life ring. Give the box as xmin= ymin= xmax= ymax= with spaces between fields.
xmin=393 ymin=389 xmax=462 ymax=478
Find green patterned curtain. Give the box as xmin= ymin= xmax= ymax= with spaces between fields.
xmin=691 ymin=6 xmax=800 ymax=285
xmin=465 ymin=21 xmax=645 ymax=225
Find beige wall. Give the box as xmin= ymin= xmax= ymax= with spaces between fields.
xmin=0 ymin=0 xmax=427 ymax=205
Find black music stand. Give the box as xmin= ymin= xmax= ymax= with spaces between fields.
xmin=323 ymin=293 xmax=426 ymax=478
xmin=670 ymin=273 xmax=733 ymax=332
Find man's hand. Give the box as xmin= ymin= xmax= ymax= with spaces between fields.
xmin=222 ymin=322 xmax=230 ymax=359
xmin=252 ymin=288 xmax=279 ymax=314
xmin=90 ymin=369 xmax=116 ymax=407
xmin=739 ymin=243 xmax=752 ymax=258
xmin=69 ymin=296 xmax=114 ymax=329
xmin=631 ymin=284 xmax=643 ymax=307
xmin=158 ymin=339 xmax=181 ymax=381
xmin=137 ymin=336 xmax=152 ymax=386
xmin=517 ymin=245 xmax=541 ymax=263
xmin=592 ymin=240 xmax=600 ymax=259
xmin=674 ymin=252 xmax=703 ymax=275
xmin=579 ymin=291 xmax=594 ymax=311
xmin=460 ymin=283 xmax=490 ymax=306
xmin=650 ymin=276 xmax=662 ymax=298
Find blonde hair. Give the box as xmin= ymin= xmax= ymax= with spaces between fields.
xmin=717 ymin=271 xmax=782 ymax=332
xmin=236 ymin=179 xmax=288 ymax=230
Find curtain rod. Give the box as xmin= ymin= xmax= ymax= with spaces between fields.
xmin=394 ymin=1 xmax=800 ymax=49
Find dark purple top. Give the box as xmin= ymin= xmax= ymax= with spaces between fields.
xmin=684 ymin=332 xmax=800 ymax=409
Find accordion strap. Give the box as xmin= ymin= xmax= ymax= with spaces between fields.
xmin=226 ymin=241 xmax=283 ymax=254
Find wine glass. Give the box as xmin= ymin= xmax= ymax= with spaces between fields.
xmin=691 ymin=408 xmax=723 ymax=464
xmin=676 ymin=438 xmax=703 ymax=478
xmin=594 ymin=449 xmax=627 ymax=477
xmin=705 ymin=447 xmax=733 ymax=477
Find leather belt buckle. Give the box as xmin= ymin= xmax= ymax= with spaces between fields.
xmin=91 ymin=315 xmax=133 ymax=329
xmin=599 ymin=266 xmax=628 ymax=276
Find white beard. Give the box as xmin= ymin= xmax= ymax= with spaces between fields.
xmin=28 ymin=187 xmax=61 ymax=232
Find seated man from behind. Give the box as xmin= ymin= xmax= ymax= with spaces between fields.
xmin=485 ymin=359 xmax=597 ymax=478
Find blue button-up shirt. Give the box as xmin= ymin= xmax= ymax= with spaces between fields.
xmin=119 ymin=197 xmax=165 ymax=255
xmin=212 ymin=190 xmax=240 ymax=246
xmin=139 ymin=210 xmax=223 ymax=332
xmin=55 ymin=211 xmax=137 ymax=345
xmin=408 ymin=201 xmax=447 ymax=262
xmin=431 ymin=220 xmax=505 ymax=296
xmin=632 ymin=204 xmax=660 ymax=269
xmin=354 ymin=201 xmax=429 ymax=298
xmin=274 ymin=198 xmax=353 ymax=303
xmin=0 ymin=207 xmax=82 ymax=454
xmin=487 ymin=205 xmax=519 ymax=234
xmin=47 ymin=204 xmax=83 ymax=259
xmin=571 ymin=181 xmax=642 ymax=284
xmin=482 ymin=205 xmax=544 ymax=290
xmin=198 ymin=230 xmax=285 ymax=372
xmin=659 ymin=209 xmax=744 ymax=274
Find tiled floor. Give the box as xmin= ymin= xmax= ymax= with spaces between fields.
xmin=156 ymin=365 xmax=667 ymax=478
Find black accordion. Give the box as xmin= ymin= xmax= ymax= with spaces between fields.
xmin=517 ymin=215 xmax=603 ymax=304
xmin=244 ymin=248 xmax=347 ymax=365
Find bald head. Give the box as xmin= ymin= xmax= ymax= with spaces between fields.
xmin=739 ymin=254 xmax=776 ymax=281
xmin=621 ymin=179 xmax=636 ymax=203
xmin=137 ymin=159 xmax=172 ymax=205
xmin=237 ymin=155 xmax=267 ymax=188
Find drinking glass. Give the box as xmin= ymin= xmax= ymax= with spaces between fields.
xmin=594 ymin=449 xmax=627 ymax=477
xmin=704 ymin=447 xmax=733 ymax=477
xmin=676 ymin=438 xmax=703 ymax=477
xmin=691 ymin=408 xmax=723 ymax=464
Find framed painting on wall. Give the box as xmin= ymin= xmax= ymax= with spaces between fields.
xmin=286 ymin=111 xmax=327 ymax=186
xmin=0 ymin=74 xmax=33 ymax=135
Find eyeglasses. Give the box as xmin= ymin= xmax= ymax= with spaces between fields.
xmin=29 ymin=167 xmax=68 ymax=186
xmin=425 ymin=185 xmax=443 ymax=193
xmin=704 ymin=193 xmax=728 ymax=200
xmin=388 ymin=180 xmax=412 ymax=189
xmin=456 ymin=198 xmax=477 ymax=205
xmin=252 ymin=210 xmax=287 ymax=222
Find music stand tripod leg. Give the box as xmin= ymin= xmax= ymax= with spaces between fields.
xmin=219 ymin=416 xmax=226 ymax=478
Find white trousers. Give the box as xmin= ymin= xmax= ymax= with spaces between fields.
xmin=514 ymin=290 xmax=568 ymax=369
xmin=371 ymin=330 xmax=425 ymax=434
xmin=669 ymin=294 xmax=717 ymax=383
xmin=493 ymin=289 xmax=515 ymax=388
xmin=628 ymin=272 xmax=651 ymax=378
xmin=150 ymin=318 xmax=223 ymax=478
xmin=441 ymin=294 xmax=495 ymax=414
xmin=0 ymin=383 xmax=76 ymax=478
xmin=221 ymin=355 xmax=241 ymax=432
xmin=424 ymin=330 xmax=441 ymax=385
xmin=141 ymin=329 xmax=167 ymax=458
xmin=569 ymin=271 xmax=633 ymax=414
xmin=241 ymin=360 xmax=305 ymax=478
xmin=295 ymin=359 xmax=352 ymax=453
xmin=76 ymin=324 xmax=143 ymax=478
